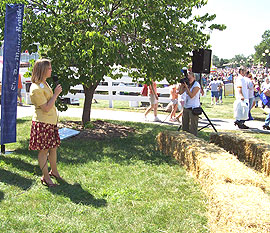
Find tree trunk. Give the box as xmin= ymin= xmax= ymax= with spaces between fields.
xmin=82 ymin=83 xmax=99 ymax=125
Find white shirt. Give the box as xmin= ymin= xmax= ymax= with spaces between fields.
xmin=184 ymin=81 xmax=201 ymax=108
xmin=235 ymin=74 xmax=249 ymax=100
xmin=209 ymin=80 xmax=219 ymax=92
xmin=245 ymin=77 xmax=254 ymax=98
xmin=261 ymin=81 xmax=270 ymax=91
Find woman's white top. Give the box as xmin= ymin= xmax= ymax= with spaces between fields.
xmin=184 ymin=81 xmax=201 ymax=109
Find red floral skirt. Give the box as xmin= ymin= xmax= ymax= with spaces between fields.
xmin=29 ymin=121 xmax=60 ymax=151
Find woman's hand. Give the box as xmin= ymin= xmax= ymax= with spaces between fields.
xmin=178 ymin=83 xmax=186 ymax=95
xmin=40 ymin=84 xmax=62 ymax=113
xmin=54 ymin=84 xmax=62 ymax=97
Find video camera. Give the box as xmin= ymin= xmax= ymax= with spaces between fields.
xmin=180 ymin=67 xmax=189 ymax=85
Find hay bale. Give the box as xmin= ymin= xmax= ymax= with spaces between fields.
xmin=157 ymin=131 xmax=268 ymax=191
xmin=208 ymin=183 xmax=270 ymax=233
xmin=156 ymin=131 xmax=270 ymax=232
xmin=210 ymin=133 xmax=270 ymax=176
xmin=263 ymin=151 xmax=270 ymax=176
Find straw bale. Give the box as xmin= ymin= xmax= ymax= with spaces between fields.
xmin=263 ymin=151 xmax=270 ymax=176
xmin=197 ymin=156 xmax=267 ymax=191
xmin=156 ymin=131 xmax=270 ymax=232
xmin=157 ymin=131 xmax=267 ymax=191
xmin=210 ymin=133 xmax=270 ymax=176
xmin=208 ymin=183 xmax=270 ymax=233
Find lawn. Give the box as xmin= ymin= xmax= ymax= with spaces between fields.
xmin=0 ymin=118 xmax=209 ymax=232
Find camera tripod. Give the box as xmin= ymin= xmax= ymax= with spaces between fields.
xmin=177 ymin=106 xmax=217 ymax=133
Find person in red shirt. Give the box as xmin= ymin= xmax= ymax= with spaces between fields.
xmin=17 ymin=74 xmax=23 ymax=106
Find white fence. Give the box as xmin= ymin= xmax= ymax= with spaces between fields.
xmin=65 ymin=74 xmax=171 ymax=108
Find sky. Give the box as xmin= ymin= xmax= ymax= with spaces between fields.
xmin=194 ymin=0 xmax=270 ymax=59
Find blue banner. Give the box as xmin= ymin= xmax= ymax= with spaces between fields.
xmin=1 ymin=4 xmax=24 ymax=145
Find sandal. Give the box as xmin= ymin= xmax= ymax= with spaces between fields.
xmin=40 ymin=177 xmax=58 ymax=187
xmin=49 ymin=171 xmax=64 ymax=181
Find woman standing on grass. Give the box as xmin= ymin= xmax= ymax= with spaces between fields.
xmin=29 ymin=59 xmax=63 ymax=187
xmin=178 ymin=71 xmax=201 ymax=136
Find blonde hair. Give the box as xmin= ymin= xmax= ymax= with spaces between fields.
xmin=31 ymin=59 xmax=51 ymax=84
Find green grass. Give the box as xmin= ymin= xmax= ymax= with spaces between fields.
xmin=0 ymin=118 xmax=209 ymax=233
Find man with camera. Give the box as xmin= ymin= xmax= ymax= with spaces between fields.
xmin=178 ymin=71 xmax=201 ymax=136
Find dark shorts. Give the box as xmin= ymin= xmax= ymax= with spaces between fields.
xmin=211 ymin=91 xmax=219 ymax=98
xmin=29 ymin=121 xmax=60 ymax=151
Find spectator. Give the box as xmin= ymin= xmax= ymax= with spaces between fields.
xmin=175 ymin=91 xmax=186 ymax=122
xmin=261 ymin=77 xmax=270 ymax=91
xmin=262 ymin=85 xmax=270 ymax=130
xmin=245 ymin=72 xmax=255 ymax=120
xmin=253 ymin=77 xmax=260 ymax=108
xmin=168 ymin=84 xmax=178 ymax=122
xmin=144 ymin=81 xmax=160 ymax=122
xmin=17 ymin=74 xmax=23 ymax=106
xmin=217 ymin=77 xmax=224 ymax=103
xmin=234 ymin=67 xmax=249 ymax=129
xmin=208 ymin=77 xmax=219 ymax=105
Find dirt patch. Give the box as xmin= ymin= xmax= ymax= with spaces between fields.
xmin=58 ymin=120 xmax=136 ymax=140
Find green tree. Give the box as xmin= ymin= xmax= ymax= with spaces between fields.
xmin=212 ymin=55 xmax=220 ymax=67
xmin=0 ymin=0 xmax=225 ymax=125
xmin=254 ymin=30 xmax=270 ymax=65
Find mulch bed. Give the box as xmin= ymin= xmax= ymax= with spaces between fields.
xmin=58 ymin=120 xmax=136 ymax=140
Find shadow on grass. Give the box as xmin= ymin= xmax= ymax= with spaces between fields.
xmin=0 ymin=190 xmax=4 ymax=201
xmin=49 ymin=180 xmax=107 ymax=208
xmin=0 ymin=155 xmax=41 ymax=176
xmin=0 ymin=168 xmax=33 ymax=190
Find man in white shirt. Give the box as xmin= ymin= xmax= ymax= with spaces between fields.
xmin=208 ymin=78 xmax=219 ymax=105
xmin=245 ymin=72 xmax=255 ymax=120
xmin=234 ymin=67 xmax=249 ymax=129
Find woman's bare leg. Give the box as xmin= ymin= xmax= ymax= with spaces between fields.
xmin=38 ymin=149 xmax=54 ymax=184
xmin=48 ymin=147 xmax=61 ymax=178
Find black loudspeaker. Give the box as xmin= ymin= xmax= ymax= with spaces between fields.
xmin=192 ymin=49 xmax=212 ymax=74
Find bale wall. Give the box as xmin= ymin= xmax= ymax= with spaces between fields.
xmin=157 ymin=131 xmax=270 ymax=232
xmin=210 ymin=133 xmax=270 ymax=176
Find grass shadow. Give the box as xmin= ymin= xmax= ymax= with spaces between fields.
xmin=0 ymin=154 xmax=41 ymax=176
xmin=0 ymin=190 xmax=4 ymax=202
xmin=49 ymin=180 xmax=107 ymax=208
xmin=0 ymin=168 xmax=33 ymax=190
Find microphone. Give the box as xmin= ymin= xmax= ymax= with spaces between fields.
xmin=52 ymin=75 xmax=59 ymax=85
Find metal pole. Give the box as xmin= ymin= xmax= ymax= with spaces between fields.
xmin=1 ymin=145 xmax=5 ymax=154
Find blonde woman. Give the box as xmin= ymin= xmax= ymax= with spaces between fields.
xmin=29 ymin=59 xmax=63 ymax=187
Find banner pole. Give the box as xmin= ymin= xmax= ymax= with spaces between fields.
xmin=1 ymin=145 xmax=5 ymax=154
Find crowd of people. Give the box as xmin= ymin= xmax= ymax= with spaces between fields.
xmin=204 ymin=66 xmax=270 ymax=130
xmin=143 ymin=65 xmax=270 ymax=133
